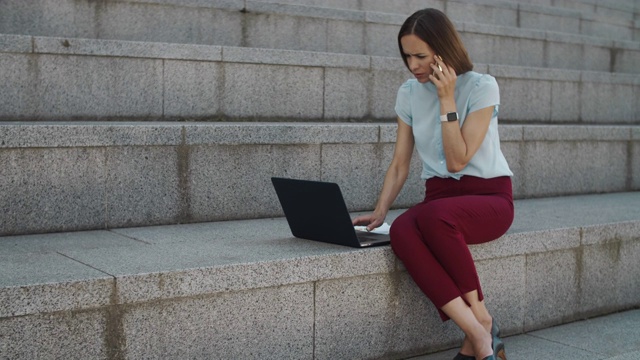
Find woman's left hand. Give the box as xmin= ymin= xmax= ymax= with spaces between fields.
xmin=430 ymin=55 xmax=457 ymax=101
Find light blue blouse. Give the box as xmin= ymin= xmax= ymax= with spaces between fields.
xmin=395 ymin=71 xmax=513 ymax=180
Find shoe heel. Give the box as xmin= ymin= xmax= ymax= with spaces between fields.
xmin=495 ymin=342 xmax=506 ymax=360
xmin=492 ymin=327 xmax=506 ymax=360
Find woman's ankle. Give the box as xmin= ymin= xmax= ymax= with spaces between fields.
xmin=459 ymin=335 xmax=474 ymax=355
xmin=468 ymin=323 xmax=492 ymax=359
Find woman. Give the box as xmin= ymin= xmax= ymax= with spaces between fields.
xmin=352 ymin=8 xmax=513 ymax=360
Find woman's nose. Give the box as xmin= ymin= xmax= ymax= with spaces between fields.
xmin=408 ymin=57 xmax=418 ymax=71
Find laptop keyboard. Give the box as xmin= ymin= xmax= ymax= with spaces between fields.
xmin=356 ymin=232 xmax=389 ymax=244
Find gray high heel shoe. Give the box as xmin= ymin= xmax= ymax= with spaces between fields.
xmin=453 ymin=321 xmax=503 ymax=360
xmin=452 ymin=353 xmax=474 ymax=360
xmin=491 ymin=320 xmax=506 ymax=360
xmin=492 ymin=320 xmax=501 ymax=338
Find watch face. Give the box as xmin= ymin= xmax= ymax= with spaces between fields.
xmin=447 ymin=112 xmax=458 ymax=121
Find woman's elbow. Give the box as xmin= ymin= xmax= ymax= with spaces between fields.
xmin=446 ymin=161 xmax=467 ymax=173
xmin=392 ymin=164 xmax=411 ymax=182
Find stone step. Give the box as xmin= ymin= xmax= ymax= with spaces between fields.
xmin=1 ymin=191 xmax=639 ymax=358
xmin=1 ymin=34 xmax=639 ymax=123
xmin=0 ymin=0 xmax=640 ymax=46
xmin=249 ymin=0 xmax=640 ymax=40
xmin=504 ymin=0 xmax=639 ymax=21
xmin=413 ymin=310 xmax=640 ymax=360
xmin=1 ymin=122 xmax=638 ymax=235
xmin=0 ymin=0 xmax=638 ymax=57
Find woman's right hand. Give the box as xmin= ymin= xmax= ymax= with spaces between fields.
xmin=352 ymin=210 xmax=387 ymax=232
xmin=352 ymin=118 xmax=412 ymax=232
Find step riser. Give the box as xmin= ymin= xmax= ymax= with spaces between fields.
xmin=2 ymin=226 xmax=638 ymax=359
xmin=1 ymin=0 xmax=638 ymax=54
xmin=508 ymin=0 xmax=638 ymax=18
xmin=251 ymin=0 xmax=640 ymax=20
xmin=2 ymin=0 xmax=637 ymax=41
xmin=1 ymin=124 xmax=638 ymax=235
xmin=1 ymin=43 xmax=639 ymax=123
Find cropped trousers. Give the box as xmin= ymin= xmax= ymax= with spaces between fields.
xmin=390 ymin=175 xmax=514 ymax=321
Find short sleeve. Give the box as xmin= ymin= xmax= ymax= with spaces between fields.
xmin=468 ymin=75 xmax=500 ymax=114
xmin=395 ymin=81 xmax=413 ymax=126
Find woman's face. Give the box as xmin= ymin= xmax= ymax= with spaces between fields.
xmin=400 ymin=34 xmax=437 ymax=83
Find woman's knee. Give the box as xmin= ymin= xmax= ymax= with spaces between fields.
xmin=389 ymin=217 xmax=407 ymax=239
xmin=389 ymin=208 xmax=417 ymax=236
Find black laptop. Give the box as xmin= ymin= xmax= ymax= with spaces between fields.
xmin=271 ymin=177 xmax=390 ymax=248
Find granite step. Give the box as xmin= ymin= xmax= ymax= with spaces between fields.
xmin=1 ymin=191 xmax=639 ymax=358
xmin=1 ymin=34 xmax=639 ymax=123
xmin=1 ymin=121 xmax=638 ymax=235
xmin=248 ymin=0 xmax=640 ymax=40
xmin=409 ymin=310 xmax=640 ymax=360
xmin=0 ymin=0 xmax=638 ymax=61
xmin=0 ymin=0 xmax=639 ymax=45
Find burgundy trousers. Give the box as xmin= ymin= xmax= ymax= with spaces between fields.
xmin=390 ymin=175 xmax=514 ymax=321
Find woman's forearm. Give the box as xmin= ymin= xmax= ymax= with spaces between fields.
xmin=440 ymin=99 xmax=493 ymax=173
xmin=374 ymin=161 xmax=410 ymax=216
xmin=440 ymin=98 xmax=468 ymax=173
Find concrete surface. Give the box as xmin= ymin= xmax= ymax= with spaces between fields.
xmin=1 ymin=192 xmax=639 ymax=359
xmin=409 ymin=309 xmax=640 ymax=360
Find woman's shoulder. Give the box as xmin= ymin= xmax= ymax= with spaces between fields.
xmin=460 ymin=71 xmax=497 ymax=87
xmin=458 ymin=72 xmax=499 ymax=100
xmin=460 ymin=71 xmax=500 ymax=109
xmin=397 ymin=79 xmax=419 ymax=98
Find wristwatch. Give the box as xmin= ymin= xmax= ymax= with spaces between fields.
xmin=440 ymin=112 xmax=459 ymax=122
